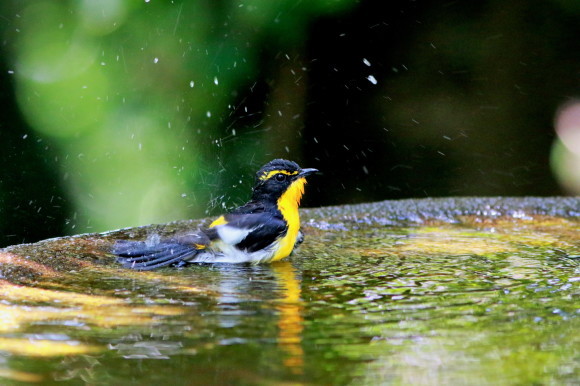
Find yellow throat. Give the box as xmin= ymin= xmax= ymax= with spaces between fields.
xmin=271 ymin=177 xmax=307 ymax=261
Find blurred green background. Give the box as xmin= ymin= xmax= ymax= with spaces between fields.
xmin=0 ymin=0 xmax=579 ymax=247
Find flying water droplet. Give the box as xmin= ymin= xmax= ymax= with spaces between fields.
xmin=367 ymin=75 xmax=377 ymax=85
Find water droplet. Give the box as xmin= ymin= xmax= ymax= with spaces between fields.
xmin=367 ymin=75 xmax=377 ymax=85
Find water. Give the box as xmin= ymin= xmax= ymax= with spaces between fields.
xmin=0 ymin=204 xmax=578 ymax=384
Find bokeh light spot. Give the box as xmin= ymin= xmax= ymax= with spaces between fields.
xmin=551 ymin=101 xmax=580 ymax=194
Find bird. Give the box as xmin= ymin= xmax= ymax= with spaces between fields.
xmin=113 ymin=159 xmax=318 ymax=270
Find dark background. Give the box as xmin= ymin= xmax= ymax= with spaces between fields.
xmin=1 ymin=0 xmax=579 ymax=247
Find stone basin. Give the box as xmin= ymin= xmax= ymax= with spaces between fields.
xmin=0 ymin=197 xmax=578 ymax=384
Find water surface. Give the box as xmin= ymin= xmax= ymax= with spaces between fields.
xmin=0 ymin=200 xmax=578 ymax=385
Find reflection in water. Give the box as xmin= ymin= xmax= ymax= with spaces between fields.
xmin=210 ymin=262 xmax=306 ymax=374
xmin=0 ymin=368 xmax=44 ymax=383
xmin=272 ymin=261 xmax=305 ymax=375
xmin=204 ymin=261 xmax=306 ymax=375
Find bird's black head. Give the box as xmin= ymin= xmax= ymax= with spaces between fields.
xmin=251 ymin=159 xmax=318 ymax=204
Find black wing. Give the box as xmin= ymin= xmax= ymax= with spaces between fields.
xmin=232 ymin=213 xmax=287 ymax=252
xmin=113 ymin=232 xmax=210 ymax=270
xmin=207 ymin=212 xmax=287 ymax=253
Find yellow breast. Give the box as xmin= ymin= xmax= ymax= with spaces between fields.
xmin=271 ymin=177 xmax=306 ymax=261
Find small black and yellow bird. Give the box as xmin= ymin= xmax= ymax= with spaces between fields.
xmin=113 ymin=159 xmax=318 ymax=270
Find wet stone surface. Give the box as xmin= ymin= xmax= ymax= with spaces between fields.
xmin=0 ymin=197 xmax=578 ymax=384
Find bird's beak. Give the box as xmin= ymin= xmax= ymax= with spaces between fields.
xmin=298 ymin=168 xmax=319 ymax=178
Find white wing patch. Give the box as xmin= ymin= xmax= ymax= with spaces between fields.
xmin=215 ymin=224 xmax=262 ymax=245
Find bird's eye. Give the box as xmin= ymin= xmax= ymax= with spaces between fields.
xmin=275 ymin=173 xmax=286 ymax=182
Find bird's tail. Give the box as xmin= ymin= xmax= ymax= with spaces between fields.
xmin=113 ymin=233 xmax=210 ymax=270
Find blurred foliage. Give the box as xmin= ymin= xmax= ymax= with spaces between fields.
xmin=0 ymin=0 xmax=579 ymax=246
xmin=0 ymin=0 xmax=355 ymax=242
